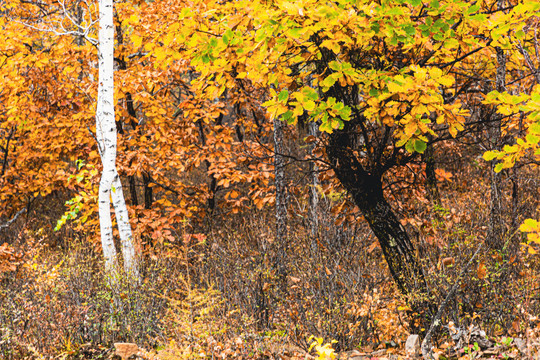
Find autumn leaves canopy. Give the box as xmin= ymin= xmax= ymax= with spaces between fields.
xmin=1 ymin=0 xmax=540 ymax=285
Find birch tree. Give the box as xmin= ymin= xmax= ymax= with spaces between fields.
xmin=16 ymin=0 xmax=140 ymax=281
xmin=96 ymin=0 xmax=139 ymax=281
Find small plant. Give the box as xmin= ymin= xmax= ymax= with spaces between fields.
xmin=500 ymin=337 xmax=513 ymax=347
xmin=308 ymin=336 xmax=337 ymax=360
xmin=461 ymin=342 xmax=480 ymax=360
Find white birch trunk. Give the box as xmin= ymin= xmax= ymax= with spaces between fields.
xmin=111 ymin=171 xmax=139 ymax=278
xmin=97 ymin=0 xmax=139 ymax=281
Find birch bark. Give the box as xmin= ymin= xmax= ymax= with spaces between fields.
xmin=96 ymin=0 xmax=139 ymax=280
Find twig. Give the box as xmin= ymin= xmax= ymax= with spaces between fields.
xmin=0 ymin=208 xmax=27 ymax=230
xmin=421 ymin=243 xmax=483 ymax=360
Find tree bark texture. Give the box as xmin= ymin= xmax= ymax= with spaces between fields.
xmin=310 ymin=35 xmax=434 ymax=328
xmin=423 ymin=141 xmax=440 ymax=204
xmin=326 ymin=128 xmax=428 ymax=299
xmin=97 ymin=0 xmax=139 ymax=281
xmin=487 ymin=27 xmax=507 ymax=250
xmin=308 ymin=120 xmax=319 ymax=252
xmin=273 ymin=116 xmax=288 ymax=284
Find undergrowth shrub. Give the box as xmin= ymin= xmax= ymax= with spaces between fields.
xmin=1 ymin=155 xmax=539 ymax=359
xmin=200 ymin=207 xmax=410 ymax=353
xmin=0 ymin=237 xmax=198 ymax=358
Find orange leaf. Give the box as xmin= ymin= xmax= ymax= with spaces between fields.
xmin=477 ymin=261 xmax=487 ymax=280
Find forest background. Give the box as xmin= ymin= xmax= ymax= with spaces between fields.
xmin=1 ymin=0 xmax=540 ymax=359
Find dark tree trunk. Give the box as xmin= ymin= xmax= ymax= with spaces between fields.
xmin=313 ymin=38 xmax=433 ymax=327
xmin=196 ymin=119 xmax=218 ymax=212
xmin=326 ymin=128 xmax=433 ymax=326
xmin=142 ymin=173 xmax=153 ymax=209
xmin=129 ymin=175 xmax=138 ymax=206
xmin=423 ymin=141 xmax=440 ymax=204
xmin=1 ymin=127 xmax=14 ymax=177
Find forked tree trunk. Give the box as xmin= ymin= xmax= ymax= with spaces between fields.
xmin=111 ymin=172 xmax=139 ymax=279
xmin=326 ymin=128 xmax=433 ymax=326
xmin=313 ymin=44 xmax=433 ymax=324
xmin=96 ymin=0 xmax=139 ymax=281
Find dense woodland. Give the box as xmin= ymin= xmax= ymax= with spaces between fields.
xmin=1 ymin=0 xmax=540 ymax=358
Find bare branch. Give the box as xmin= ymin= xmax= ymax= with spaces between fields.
xmin=0 ymin=207 xmax=26 ymax=230
xmin=421 ymin=244 xmax=484 ymax=360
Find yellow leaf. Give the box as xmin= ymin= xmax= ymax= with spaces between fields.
xmin=438 ymin=75 xmax=455 ymax=87
xmin=128 ymin=14 xmax=139 ymax=25
xmin=132 ymin=34 xmax=143 ymax=48
xmin=520 ymin=218 xmax=540 ymax=232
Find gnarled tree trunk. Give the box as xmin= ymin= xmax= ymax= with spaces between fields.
xmin=326 ymin=126 xmax=433 ymax=329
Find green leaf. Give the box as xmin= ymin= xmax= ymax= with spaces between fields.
xmin=403 ymin=24 xmax=416 ymax=36
xmin=387 ymin=7 xmax=404 ymax=15
xmin=323 ymin=76 xmax=337 ymax=88
xmin=369 ymin=88 xmax=379 ymax=97
xmin=526 ymin=133 xmax=540 ymax=145
xmin=288 ymin=27 xmax=303 ymax=38
xmin=433 ymin=33 xmax=444 ymax=41
xmin=302 ymin=87 xmax=318 ymax=101
xmin=433 ymin=18 xmax=446 ymax=28
xmin=521 ymin=218 xmax=539 ymax=232
xmin=469 ymin=14 xmax=487 ymax=21
xmin=282 ymin=110 xmax=295 ymax=124
xmin=278 ymin=90 xmax=289 ymax=102
xmin=531 ymin=122 xmax=540 ymax=134
xmin=222 ymin=29 xmax=233 ymax=44
xmin=467 ymin=4 xmax=480 ymax=14
xmin=328 ymin=61 xmax=341 ymax=71
xmin=405 ymin=140 xmax=415 ymax=153
xmin=255 ymin=29 xmax=267 ymax=42
xmin=339 ymin=105 xmax=351 ymax=121
xmin=414 ymin=139 xmax=427 ymax=153
xmin=319 ymin=121 xmax=332 ymax=133
xmin=396 ymin=137 xmax=408 ymax=148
